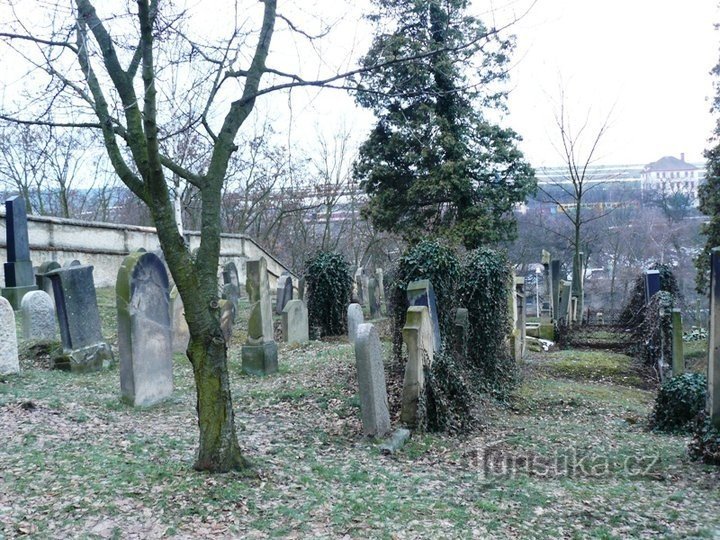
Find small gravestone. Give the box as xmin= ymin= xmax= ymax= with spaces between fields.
xmin=401 ymin=306 xmax=435 ymax=427
xmin=0 ymin=297 xmax=19 ymax=374
xmin=21 ymin=290 xmax=56 ymax=341
xmin=275 ymin=273 xmax=293 ymax=315
xmin=282 ymin=299 xmax=309 ymax=345
xmin=35 ymin=261 xmax=61 ymax=308
xmin=354 ymin=267 xmax=365 ymax=305
xmin=117 ymin=251 xmax=173 ymax=406
xmin=354 ymin=323 xmax=391 ymax=437
xmin=65 ymin=260 xmax=81 ymax=267
xmin=671 ymin=308 xmax=684 ymax=376
xmin=170 ymin=286 xmax=190 ymax=354
xmin=2 ymin=196 xmax=37 ymax=309
xmin=368 ymin=277 xmax=380 ymax=319
xmin=347 ymin=303 xmax=364 ymax=344
xmin=406 ymin=280 xmax=441 ymax=353
xmin=708 ymin=248 xmax=720 ymax=428
xmin=221 ymin=261 xmax=240 ymax=317
xmin=645 ymin=270 xmax=661 ymax=304
xmin=46 ymin=265 xmax=112 ymax=372
xmin=453 ymin=307 xmax=469 ymax=357
xmin=241 ymin=258 xmax=278 ymax=375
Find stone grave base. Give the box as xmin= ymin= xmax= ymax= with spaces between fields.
xmin=241 ymin=342 xmax=278 ymax=376
xmin=1 ymin=285 xmax=37 ymax=310
xmin=52 ymin=342 xmax=114 ymax=373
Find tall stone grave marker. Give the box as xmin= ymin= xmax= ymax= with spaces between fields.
xmin=550 ymin=259 xmax=561 ymax=320
xmin=219 ymin=299 xmax=235 ymax=344
xmin=406 ymin=279 xmax=441 ymax=353
xmin=401 ymin=306 xmax=435 ymax=427
xmin=514 ymin=277 xmax=526 ymax=359
xmin=645 ymin=269 xmax=661 ymax=303
xmin=282 ymin=299 xmax=309 ymax=345
xmin=354 ymin=267 xmax=366 ymax=305
xmin=242 ymin=258 xmax=278 ymax=375
xmin=297 ymin=277 xmax=306 ymax=301
xmin=453 ymin=307 xmax=469 ymax=357
xmin=708 ymin=248 xmax=720 ymax=428
xmin=275 ymin=273 xmax=293 ymax=315
xmin=375 ymin=268 xmax=385 ymax=307
xmin=117 ymin=252 xmax=173 ymax=407
xmin=170 ymin=286 xmax=190 ymax=354
xmin=21 ymin=290 xmax=56 ymax=341
xmin=46 ymin=265 xmax=112 ymax=372
xmin=671 ymin=308 xmax=684 ymax=376
xmin=347 ymin=303 xmax=364 ymax=344
xmin=0 ymin=297 xmax=19 ymax=374
xmin=221 ymin=261 xmax=241 ymax=314
xmin=558 ymin=281 xmax=572 ymax=324
xmin=354 ymin=323 xmax=391 ymax=437
xmin=368 ymin=277 xmax=380 ymax=319
xmin=2 ymin=196 xmax=37 ymax=309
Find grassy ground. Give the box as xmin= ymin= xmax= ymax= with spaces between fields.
xmin=1 ymin=292 xmax=719 ymax=538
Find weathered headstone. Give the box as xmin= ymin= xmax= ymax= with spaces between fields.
xmin=35 ymin=261 xmax=61 ymax=307
xmin=645 ymin=269 xmax=661 ymax=304
xmin=550 ymin=259 xmax=561 ymax=320
xmin=275 ymin=273 xmax=293 ymax=315
xmin=46 ymin=265 xmax=112 ymax=372
xmin=117 ymin=252 xmax=173 ymax=406
xmin=708 ymin=248 xmax=720 ymax=428
xmin=347 ymin=303 xmax=364 ymax=343
xmin=241 ymin=258 xmax=278 ymax=375
xmin=671 ymin=308 xmax=684 ymax=376
xmin=221 ymin=261 xmax=241 ymax=316
xmin=354 ymin=267 xmax=365 ymax=305
xmin=219 ymin=298 xmax=234 ymax=344
xmin=21 ymin=290 xmax=56 ymax=341
xmin=282 ymin=299 xmax=309 ymax=345
xmin=2 ymin=196 xmax=37 ymax=309
xmin=453 ymin=307 xmax=469 ymax=357
xmin=354 ymin=323 xmax=391 ymax=437
xmin=65 ymin=260 xmax=81 ymax=267
xmin=406 ymin=280 xmax=441 ymax=353
xmin=0 ymin=297 xmax=19 ymax=374
xmin=368 ymin=277 xmax=380 ymax=319
xmin=170 ymin=286 xmax=190 ymax=354
xmin=558 ymin=281 xmax=572 ymax=323
xmin=297 ymin=276 xmax=306 ymax=301
xmin=401 ymin=306 xmax=435 ymax=427
xmin=375 ymin=268 xmax=385 ymax=308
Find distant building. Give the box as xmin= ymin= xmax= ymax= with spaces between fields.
xmin=640 ymin=153 xmax=705 ymax=205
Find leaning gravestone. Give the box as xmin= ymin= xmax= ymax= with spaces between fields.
xmin=46 ymin=265 xmax=113 ymax=372
xmin=406 ymin=279 xmax=441 ymax=353
xmin=275 ymin=273 xmax=293 ymax=315
xmin=21 ymin=290 xmax=56 ymax=341
xmin=0 ymin=297 xmax=19 ymax=374
xmin=708 ymin=248 xmax=720 ymax=428
xmin=282 ymin=299 xmax=309 ymax=345
xmin=2 ymin=196 xmax=37 ymax=309
xmin=221 ymin=261 xmax=241 ymax=317
xmin=347 ymin=303 xmax=364 ymax=344
xmin=117 ymin=251 xmax=173 ymax=407
xmin=401 ymin=306 xmax=435 ymax=427
xmin=241 ymin=258 xmax=278 ymax=375
xmin=368 ymin=277 xmax=380 ymax=319
xmin=170 ymin=286 xmax=190 ymax=354
xmin=35 ymin=261 xmax=61 ymax=308
xmin=354 ymin=323 xmax=391 ymax=437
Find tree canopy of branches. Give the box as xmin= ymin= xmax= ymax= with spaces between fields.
xmin=352 ymin=0 xmax=535 ymax=249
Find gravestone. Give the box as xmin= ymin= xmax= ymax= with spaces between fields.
xmin=0 ymin=297 xmax=19 ymax=374
xmin=354 ymin=267 xmax=365 ymax=305
xmin=671 ymin=308 xmax=684 ymax=376
xmin=354 ymin=323 xmax=391 ymax=437
xmin=406 ymin=280 xmax=441 ymax=353
xmin=170 ymin=286 xmax=190 ymax=354
xmin=297 ymin=277 xmax=306 ymax=301
xmin=2 ymin=196 xmax=37 ymax=309
xmin=275 ymin=273 xmax=293 ymax=315
xmin=241 ymin=258 xmax=278 ymax=375
xmin=708 ymin=248 xmax=720 ymax=428
xmin=645 ymin=270 xmax=661 ymax=304
xmin=282 ymin=299 xmax=309 ymax=345
xmin=400 ymin=306 xmax=435 ymax=427
xmin=221 ymin=261 xmax=241 ymax=316
xmin=375 ymin=268 xmax=385 ymax=307
xmin=453 ymin=307 xmax=469 ymax=357
xmin=368 ymin=277 xmax=380 ymax=319
xmin=558 ymin=281 xmax=572 ymax=323
xmin=219 ymin=299 xmax=234 ymax=344
xmin=550 ymin=259 xmax=561 ymax=320
xmin=20 ymin=290 xmax=56 ymax=341
xmin=46 ymin=265 xmax=112 ymax=372
xmin=65 ymin=260 xmax=81 ymax=267
xmin=35 ymin=261 xmax=61 ymax=307
xmin=514 ymin=277 xmax=526 ymax=359
xmin=347 ymin=303 xmax=364 ymax=343
xmin=117 ymin=252 xmax=173 ymax=406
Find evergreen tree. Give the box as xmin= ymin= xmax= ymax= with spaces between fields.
xmin=697 ymin=54 xmax=720 ymax=292
xmin=353 ymin=0 xmax=535 ymax=249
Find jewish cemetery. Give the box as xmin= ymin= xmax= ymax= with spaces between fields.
xmin=1 ymin=2 xmax=720 ymax=538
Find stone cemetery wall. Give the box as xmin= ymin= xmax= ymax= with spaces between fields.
xmin=0 ymin=211 xmax=294 ymax=289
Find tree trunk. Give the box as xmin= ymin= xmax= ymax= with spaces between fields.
xmin=188 ymin=332 xmax=250 ymax=473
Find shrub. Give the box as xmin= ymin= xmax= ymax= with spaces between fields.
xmin=459 ymin=248 xmax=516 ymax=397
xmin=688 ymin=411 xmax=720 ymax=465
xmin=304 ymin=251 xmax=352 ymax=338
xmin=389 ymin=240 xmax=461 ymax=360
xmin=631 ymin=291 xmax=674 ymax=374
xmin=650 ymin=373 xmax=707 ymax=433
